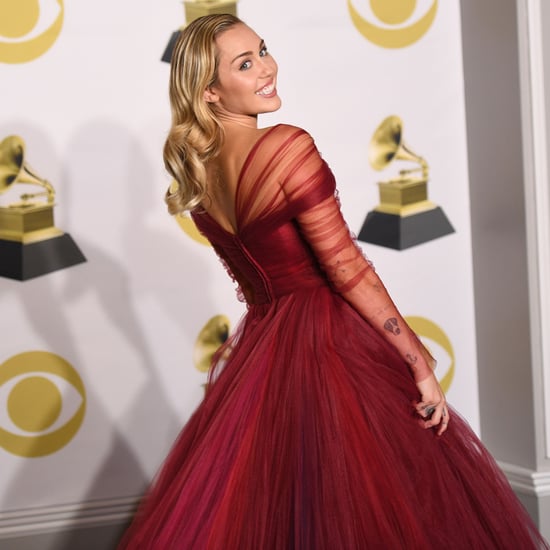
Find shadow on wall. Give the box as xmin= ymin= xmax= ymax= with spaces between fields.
xmin=0 ymin=120 xmax=216 ymax=549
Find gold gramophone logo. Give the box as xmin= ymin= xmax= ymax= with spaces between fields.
xmin=0 ymin=351 xmax=86 ymax=457
xmin=347 ymin=0 xmax=437 ymax=48
xmin=194 ymin=314 xmax=230 ymax=392
xmin=357 ymin=115 xmax=454 ymax=249
xmin=0 ymin=0 xmax=65 ymax=64
xmin=194 ymin=314 xmax=230 ymax=373
xmin=0 ymin=135 xmax=86 ymax=280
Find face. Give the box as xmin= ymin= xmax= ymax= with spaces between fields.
xmin=205 ymin=24 xmax=281 ymax=117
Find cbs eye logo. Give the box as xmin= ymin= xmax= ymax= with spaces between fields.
xmin=175 ymin=212 xmax=211 ymax=247
xmin=0 ymin=0 xmax=65 ymax=64
xmin=0 ymin=351 xmax=86 ymax=457
xmin=168 ymin=180 xmax=211 ymax=247
xmin=347 ymin=0 xmax=438 ymax=49
xmin=405 ymin=316 xmax=454 ymax=392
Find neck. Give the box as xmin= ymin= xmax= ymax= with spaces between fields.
xmin=215 ymin=106 xmax=258 ymax=129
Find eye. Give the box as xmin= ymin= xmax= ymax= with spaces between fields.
xmin=259 ymin=46 xmax=268 ymax=57
xmin=0 ymin=351 xmax=86 ymax=457
xmin=239 ymin=60 xmax=252 ymax=71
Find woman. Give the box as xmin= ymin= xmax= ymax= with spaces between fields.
xmin=119 ymin=14 xmax=548 ymax=549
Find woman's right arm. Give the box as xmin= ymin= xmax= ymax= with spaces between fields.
xmin=296 ymin=191 xmax=449 ymax=434
xmin=279 ymin=128 xmax=449 ymax=434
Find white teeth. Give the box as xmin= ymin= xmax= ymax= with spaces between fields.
xmin=256 ymin=84 xmax=274 ymax=96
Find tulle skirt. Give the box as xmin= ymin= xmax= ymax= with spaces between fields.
xmin=119 ymin=286 xmax=547 ymax=549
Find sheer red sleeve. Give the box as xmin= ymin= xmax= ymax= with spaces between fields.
xmin=282 ymin=129 xmax=435 ymax=382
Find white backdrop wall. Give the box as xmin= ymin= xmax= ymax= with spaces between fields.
xmin=0 ymin=0 xmax=477 ymax=536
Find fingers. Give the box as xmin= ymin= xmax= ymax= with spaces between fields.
xmin=437 ymin=405 xmax=449 ymax=436
xmin=415 ymin=401 xmax=450 ymax=436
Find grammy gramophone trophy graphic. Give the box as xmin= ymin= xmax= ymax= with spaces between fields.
xmin=358 ymin=115 xmax=454 ymax=250
xmin=194 ymin=315 xmax=230 ymax=373
xmin=0 ymin=135 xmax=86 ymax=280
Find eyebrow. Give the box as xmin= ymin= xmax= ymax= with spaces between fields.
xmin=231 ymin=39 xmax=265 ymax=64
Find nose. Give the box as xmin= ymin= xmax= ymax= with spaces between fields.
xmin=258 ymin=55 xmax=276 ymax=77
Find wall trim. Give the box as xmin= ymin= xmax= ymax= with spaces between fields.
xmin=0 ymin=496 xmax=138 ymax=539
xmin=516 ymin=0 xmax=550 ymax=460
xmin=500 ymin=461 xmax=550 ymax=496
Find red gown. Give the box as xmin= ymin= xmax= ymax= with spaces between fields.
xmin=119 ymin=124 xmax=548 ymax=549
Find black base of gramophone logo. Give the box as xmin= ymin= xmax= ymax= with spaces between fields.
xmin=161 ymin=1 xmax=238 ymax=63
xmin=358 ymin=115 xmax=454 ymax=250
xmin=0 ymin=136 xmax=86 ymax=281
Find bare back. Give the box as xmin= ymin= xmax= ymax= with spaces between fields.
xmin=201 ymin=125 xmax=276 ymax=235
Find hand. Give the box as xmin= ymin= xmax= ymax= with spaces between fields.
xmin=414 ymin=373 xmax=449 ymax=436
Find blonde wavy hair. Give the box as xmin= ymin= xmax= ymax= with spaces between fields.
xmin=163 ymin=14 xmax=242 ymax=214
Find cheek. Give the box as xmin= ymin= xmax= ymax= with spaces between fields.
xmin=216 ymin=76 xmax=243 ymax=100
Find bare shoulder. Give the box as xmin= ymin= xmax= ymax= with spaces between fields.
xmin=261 ymin=123 xmax=314 ymax=146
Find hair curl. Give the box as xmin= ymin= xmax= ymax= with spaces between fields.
xmin=163 ymin=14 xmax=242 ymax=214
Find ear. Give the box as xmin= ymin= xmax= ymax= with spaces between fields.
xmin=203 ymin=87 xmax=220 ymax=104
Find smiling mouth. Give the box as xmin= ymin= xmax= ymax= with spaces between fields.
xmin=255 ymin=83 xmax=276 ymax=96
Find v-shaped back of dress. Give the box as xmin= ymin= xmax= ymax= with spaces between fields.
xmin=192 ymin=124 xmax=337 ymax=305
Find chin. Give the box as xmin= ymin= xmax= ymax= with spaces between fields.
xmin=260 ymin=97 xmax=282 ymax=114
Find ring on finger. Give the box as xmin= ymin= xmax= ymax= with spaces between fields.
xmin=425 ymin=405 xmax=436 ymax=416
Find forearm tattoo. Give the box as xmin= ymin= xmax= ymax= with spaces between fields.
xmin=383 ymin=317 xmax=401 ymax=335
xmin=406 ymin=354 xmax=419 ymax=375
